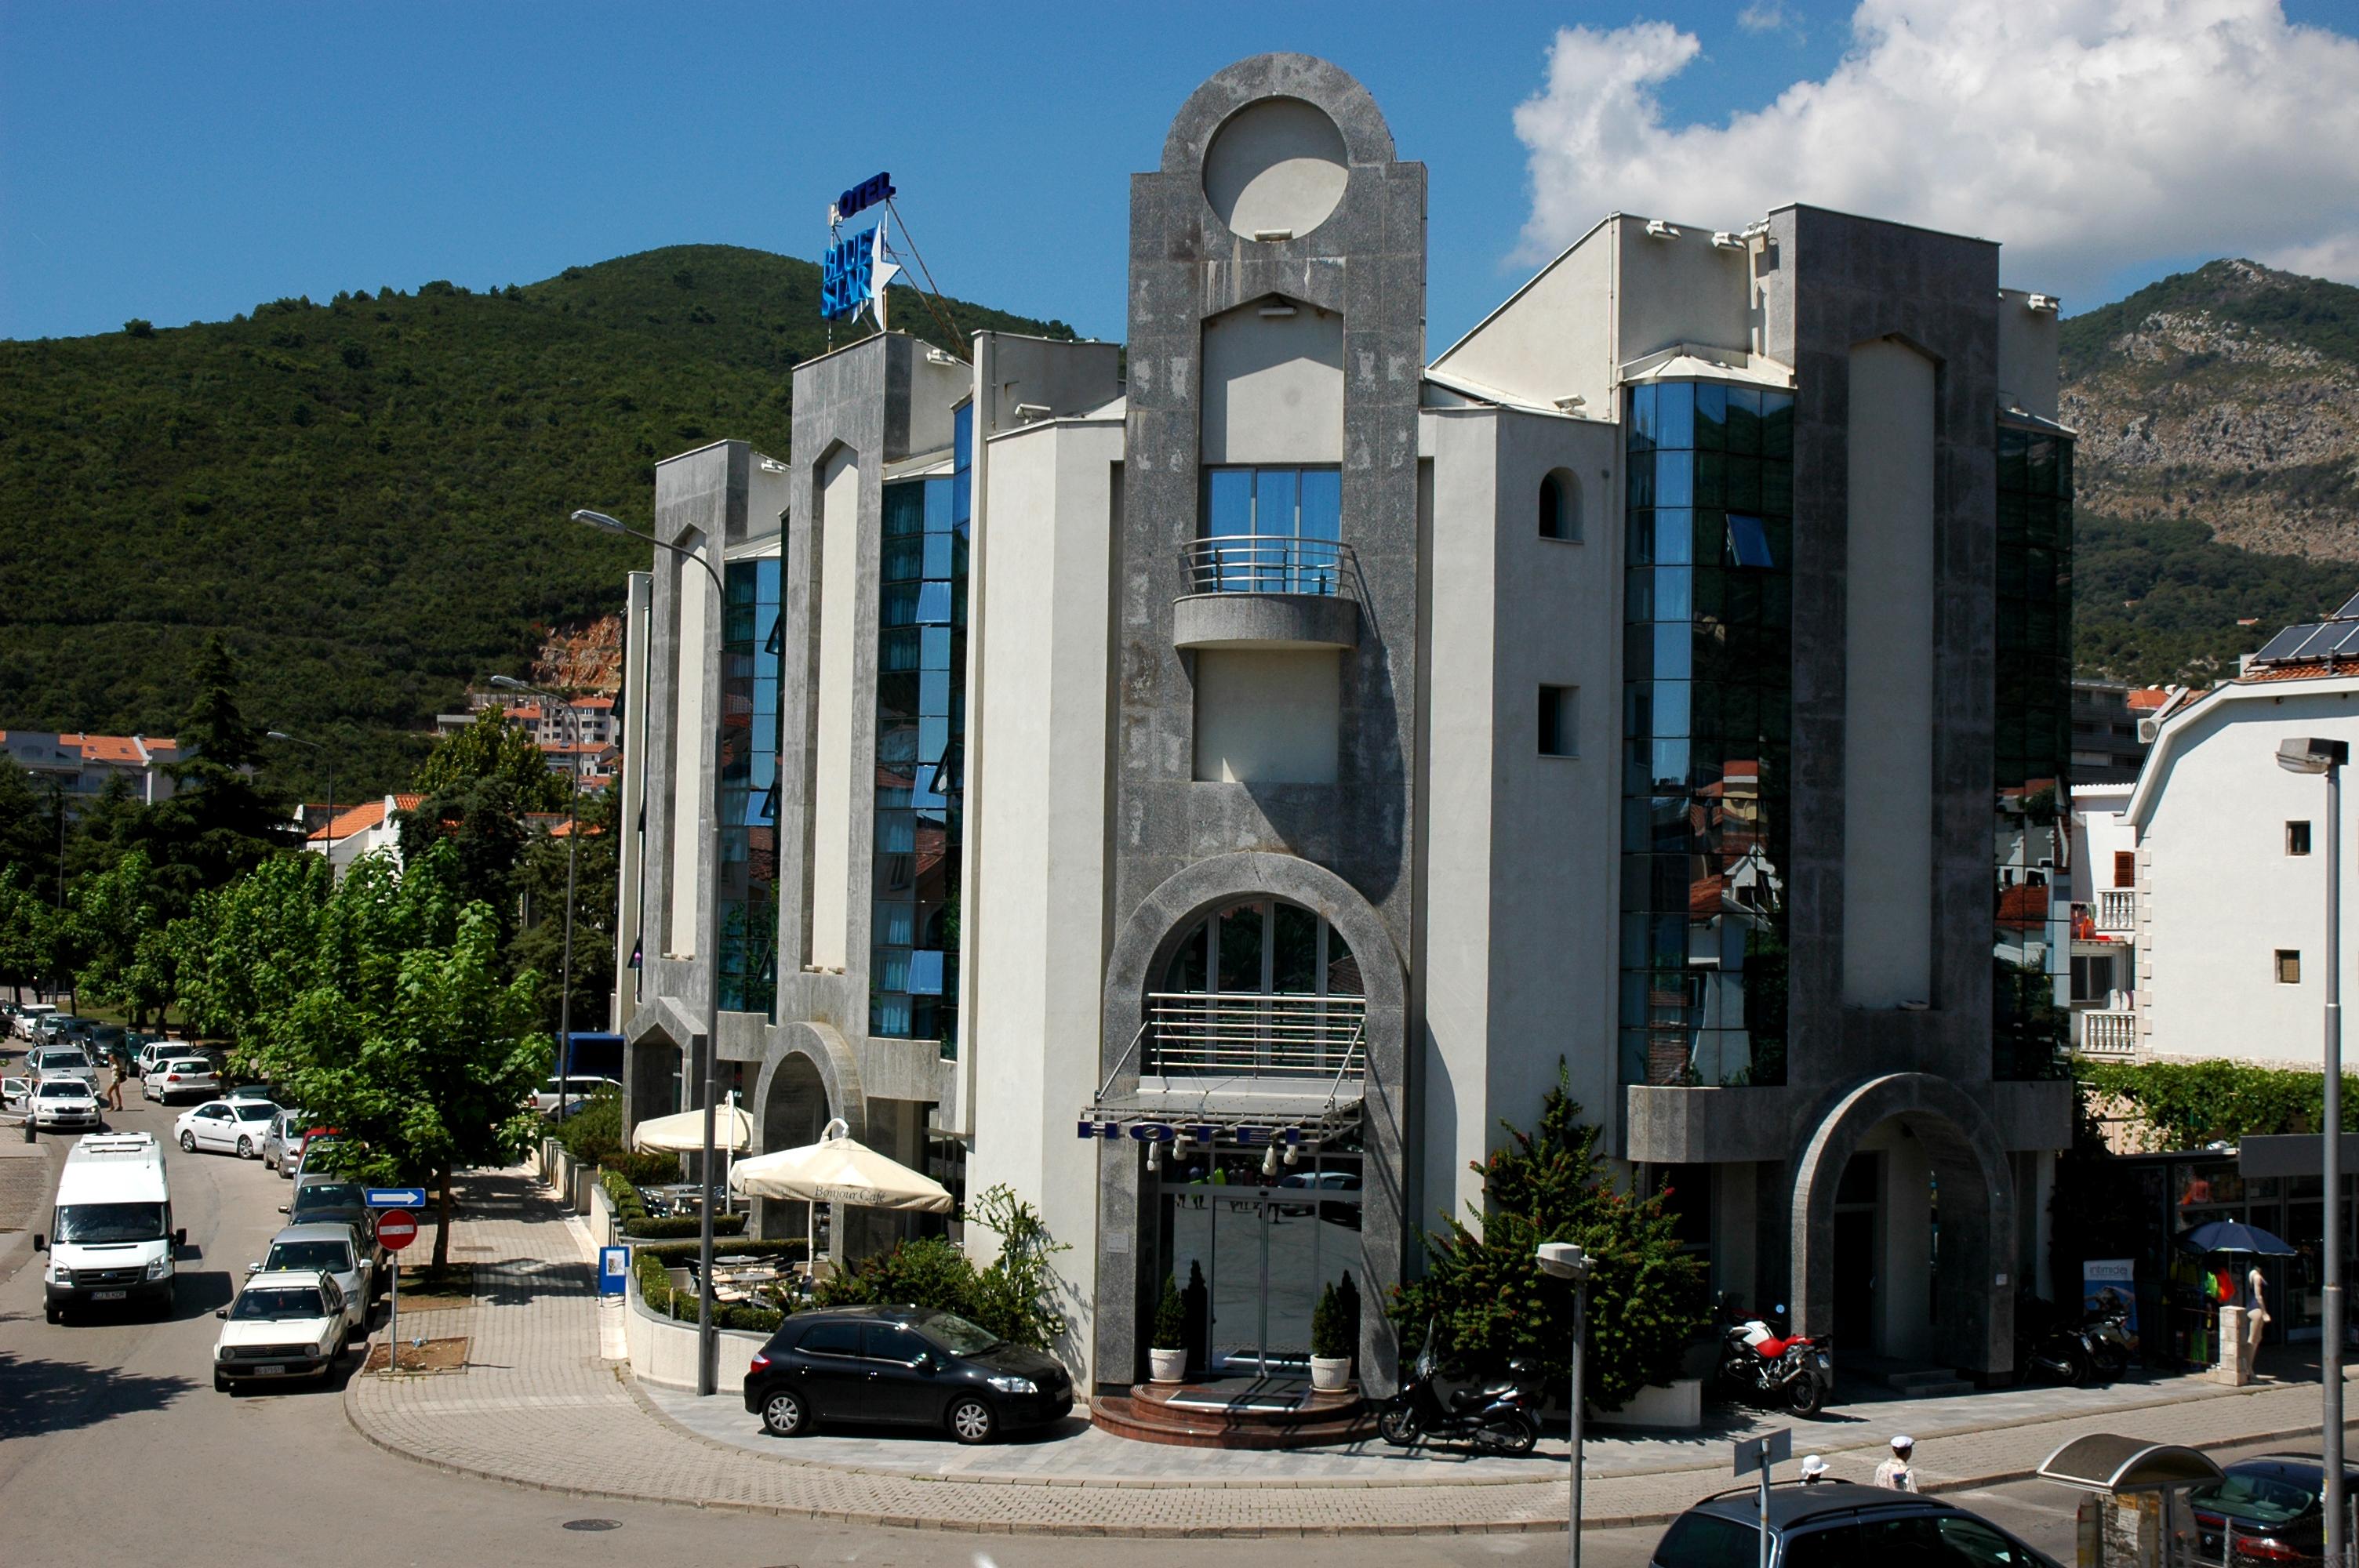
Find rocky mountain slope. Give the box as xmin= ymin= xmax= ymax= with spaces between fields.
xmin=2061 ymin=259 xmax=2359 ymax=560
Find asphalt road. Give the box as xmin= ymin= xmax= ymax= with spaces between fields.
xmin=0 ymin=1081 xmax=2315 ymax=1568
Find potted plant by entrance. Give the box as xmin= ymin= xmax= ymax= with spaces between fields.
xmin=1310 ymin=1272 xmax=1358 ymax=1392
xmin=1149 ymin=1273 xmax=1187 ymax=1383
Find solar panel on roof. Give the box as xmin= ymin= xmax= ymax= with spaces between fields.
xmin=2332 ymin=623 xmax=2359 ymax=659
xmin=2335 ymin=589 xmax=2359 ymax=620
xmin=2295 ymin=624 xmax=2346 ymax=660
xmin=2255 ymin=625 xmax=2321 ymax=663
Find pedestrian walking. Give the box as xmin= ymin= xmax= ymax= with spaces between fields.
xmin=1800 ymin=1454 xmax=1830 ymax=1485
xmin=1874 ymin=1436 xmax=1918 ymax=1491
xmin=106 ymin=1058 xmax=125 ymax=1112
xmin=2245 ymin=1263 xmax=2270 ymax=1364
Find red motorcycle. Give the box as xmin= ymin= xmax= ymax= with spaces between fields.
xmin=1714 ymin=1298 xmax=1834 ymax=1417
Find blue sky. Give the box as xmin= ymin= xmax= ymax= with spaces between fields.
xmin=4 ymin=1 xmax=2354 ymax=348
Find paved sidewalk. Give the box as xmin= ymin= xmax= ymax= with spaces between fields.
xmin=346 ymin=1168 xmax=2357 ymax=1537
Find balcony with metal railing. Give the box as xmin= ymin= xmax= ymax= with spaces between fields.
xmin=1172 ymin=535 xmax=1360 ymax=651
xmin=2077 ymin=1008 xmax=2138 ymax=1057
xmin=1141 ymin=991 xmax=1366 ymax=1083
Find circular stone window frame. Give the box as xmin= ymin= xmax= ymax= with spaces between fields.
xmin=1200 ymin=95 xmax=1350 ymax=244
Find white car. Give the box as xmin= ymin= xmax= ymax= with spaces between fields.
xmin=29 ymin=1045 xmax=99 ymax=1088
xmin=525 ymin=1075 xmax=620 ymax=1114
xmin=2 ymin=1075 xmax=29 ymax=1116
xmin=13 ymin=1003 xmax=58 ymax=1041
xmin=134 ymin=1040 xmax=178 ymax=1076
xmin=175 ymin=1098 xmax=280 ymax=1158
xmin=249 ymin=1223 xmax=373 ymax=1331
xmin=31 ymin=1077 xmax=102 ymax=1131
xmin=144 ymin=1057 xmax=219 ymax=1104
xmin=213 ymin=1269 xmax=349 ymax=1391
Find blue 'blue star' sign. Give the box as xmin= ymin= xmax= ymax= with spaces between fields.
xmin=821 ymin=227 xmax=875 ymax=321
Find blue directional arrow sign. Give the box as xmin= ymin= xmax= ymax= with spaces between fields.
xmin=364 ymin=1187 xmax=429 ymax=1210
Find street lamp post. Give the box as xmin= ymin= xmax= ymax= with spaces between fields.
xmin=2279 ymin=735 xmax=2350 ymax=1568
xmin=576 ymin=506 xmax=727 ymax=1398
xmin=490 ymin=675 xmax=584 ymax=1128
xmin=265 ymin=731 xmax=335 ymax=868
xmin=1536 ymin=1241 xmax=1593 ymax=1568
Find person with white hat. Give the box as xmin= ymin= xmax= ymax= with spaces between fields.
xmin=1874 ymin=1436 xmax=1918 ymax=1491
xmin=1799 ymin=1454 xmax=1831 ymax=1484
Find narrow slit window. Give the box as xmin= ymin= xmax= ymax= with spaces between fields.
xmin=2288 ymin=821 xmax=2313 ymax=856
xmin=2277 ymin=949 xmax=2303 ymax=985
xmin=1539 ymin=684 xmax=1578 ymax=757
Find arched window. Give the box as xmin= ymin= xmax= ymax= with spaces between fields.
xmin=1539 ymin=468 xmax=1581 ymax=541
xmin=1161 ymin=897 xmax=1361 ymax=997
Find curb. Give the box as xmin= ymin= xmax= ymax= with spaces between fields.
xmin=346 ymin=1365 xmax=2354 ymax=1537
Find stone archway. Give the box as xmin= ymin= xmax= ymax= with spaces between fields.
xmin=1790 ymin=1073 xmax=2016 ymax=1378
xmin=747 ymin=1022 xmax=867 ymax=1257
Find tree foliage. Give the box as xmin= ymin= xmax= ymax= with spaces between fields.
xmin=2077 ymin=1057 xmax=2359 ymax=1148
xmin=140 ymin=634 xmax=296 ymax=906
xmin=412 ymin=706 xmax=568 ymax=809
xmin=512 ymin=784 xmax=619 ymax=1033
xmin=1390 ymin=1064 xmax=1710 ymax=1410
xmin=0 ymin=245 xmax=1078 ymax=802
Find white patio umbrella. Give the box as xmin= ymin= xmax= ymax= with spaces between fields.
xmin=630 ymin=1094 xmax=753 ymax=1199
xmin=729 ymin=1117 xmax=953 ymax=1265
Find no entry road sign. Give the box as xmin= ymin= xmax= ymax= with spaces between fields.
xmin=376 ymin=1210 xmax=420 ymax=1252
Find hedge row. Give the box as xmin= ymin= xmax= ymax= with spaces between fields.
xmin=601 ymin=1167 xmax=746 ymax=1240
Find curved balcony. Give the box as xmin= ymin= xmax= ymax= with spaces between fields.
xmin=1174 ymin=535 xmax=1359 ymax=651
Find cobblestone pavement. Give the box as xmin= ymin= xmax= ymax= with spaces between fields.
xmin=347 ymin=1168 xmax=2358 ymax=1537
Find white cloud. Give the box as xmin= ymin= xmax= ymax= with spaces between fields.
xmin=1511 ymin=0 xmax=2359 ymax=303
xmin=1736 ymin=2 xmax=1798 ymax=36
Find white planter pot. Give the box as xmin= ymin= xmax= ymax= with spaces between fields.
xmin=1148 ymin=1348 xmax=1187 ymax=1383
xmin=1309 ymin=1355 xmax=1354 ymax=1392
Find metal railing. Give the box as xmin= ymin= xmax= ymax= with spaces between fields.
xmin=2077 ymin=1009 xmax=2138 ymax=1056
xmin=1144 ymin=991 xmax=1368 ymax=1079
xmin=1180 ymin=535 xmax=1355 ymax=597
xmin=2093 ymin=890 xmax=2137 ymax=935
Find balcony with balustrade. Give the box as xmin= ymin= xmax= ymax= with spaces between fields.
xmin=2076 ymin=1008 xmax=2139 ymax=1058
xmin=2091 ymin=889 xmax=2137 ymax=936
xmin=1172 ymin=535 xmax=1360 ymax=652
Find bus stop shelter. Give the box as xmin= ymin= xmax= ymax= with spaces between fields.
xmin=2037 ymin=1434 xmax=2225 ymax=1568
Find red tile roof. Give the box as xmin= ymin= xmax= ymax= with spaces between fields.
xmin=2241 ymin=661 xmax=2359 ymax=684
xmin=2125 ymin=688 xmax=2172 ymax=711
xmin=309 ymin=800 xmax=388 ymax=841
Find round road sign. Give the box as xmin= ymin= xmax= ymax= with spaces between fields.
xmin=376 ymin=1210 xmax=420 ymax=1251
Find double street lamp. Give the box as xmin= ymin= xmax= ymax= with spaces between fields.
xmin=1536 ymin=1240 xmax=1593 ymax=1568
xmin=575 ymin=507 xmax=729 ymax=1398
xmin=2277 ymin=735 xmax=2349 ymax=1568
xmin=489 ymin=674 xmax=585 ymax=1129
xmin=265 ymin=731 xmax=335 ymax=864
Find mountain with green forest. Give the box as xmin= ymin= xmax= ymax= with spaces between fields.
xmin=2063 ymin=259 xmax=2359 ymax=685
xmin=0 ymin=245 xmax=1074 ymax=800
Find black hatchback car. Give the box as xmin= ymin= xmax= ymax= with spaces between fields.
xmin=1654 ymin=1483 xmax=2064 ymax=1568
xmin=743 ymin=1305 xmax=1073 ymax=1444
xmin=2190 ymin=1456 xmax=2359 ymax=1567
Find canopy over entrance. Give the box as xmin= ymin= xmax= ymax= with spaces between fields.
xmin=2037 ymin=1434 xmax=2226 ymax=1494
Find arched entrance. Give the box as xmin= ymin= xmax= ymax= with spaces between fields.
xmin=756 ymin=1052 xmax=830 ymax=1247
xmin=1790 ymin=1074 xmax=2016 ymax=1378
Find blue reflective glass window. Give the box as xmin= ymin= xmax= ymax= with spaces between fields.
xmin=925 ymin=475 xmax=952 ymax=534
xmin=919 ymin=666 xmax=950 ymax=718
xmin=1256 ymin=468 xmax=1299 ymax=535
xmin=914 ymin=580 xmax=952 ymax=624
xmin=1655 ymin=452 xmax=1695 ymax=510
xmin=1652 ymin=565 xmax=1692 ymax=622
xmin=1694 ymin=383 xmax=1727 ymax=452
xmin=1654 ymin=509 xmax=1694 ymax=566
xmin=1630 ymin=383 xmax=1658 ymax=450
xmin=1299 ymin=470 xmax=1341 ymax=541
xmin=1657 ymin=384 xmax=1695 ymax=449
xmin=1728 ymin=513 xmax=1774 ymax=568
xmin=907 ymin=949 xmax=945 ymax=996
xmin=923 ymin=531 xmax=954 ymax=579
xmin=1205 ymin=468 xmax=1253 ymax=538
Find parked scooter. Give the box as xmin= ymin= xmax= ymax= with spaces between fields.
xmin=2016 ymin=1294 xmax=2092 ymax=1385
xmin=1714 ymin=1298 xmax=1835 ymax=1417
xmin=2080 ymin=1298 xmax=2133 ymax=1380
xmin=1376 ymin=1320 xmax=1545 ymax=1455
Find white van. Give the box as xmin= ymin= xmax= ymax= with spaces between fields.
xmin=35 ymin=1131 xmax=183 ymax=1322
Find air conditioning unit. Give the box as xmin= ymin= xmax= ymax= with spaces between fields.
xmin=2137 ymin=717 xmax=2162 ymax=745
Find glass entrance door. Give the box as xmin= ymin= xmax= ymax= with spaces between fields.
xmin=1159 ymin=1148 xmax=1363 ymax=1378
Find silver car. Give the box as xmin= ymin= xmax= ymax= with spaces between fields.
xmin=262 ymin=1109 xmax=311 ymax=1177
xmin=249 ymin=1223 xmax=374 ymax=1330
xmin=29 ymin=1045 xmax=99 ymax=1088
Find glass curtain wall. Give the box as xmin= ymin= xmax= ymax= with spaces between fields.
xmin=1994 ymin=423 xmax=2074 ymax=1079
xmin=718 ymin=556 xmax=783 ymax=1015
xmin=872 ymin=405 xmax=970 ymax=1054
xmin=1619 ymin=380 xmax=1794 ymax=1087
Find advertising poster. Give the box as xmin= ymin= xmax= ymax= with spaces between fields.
xmin=2084 ymin=1258 xmax=2137 ymax=1348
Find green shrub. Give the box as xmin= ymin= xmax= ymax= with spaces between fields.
xmin=629 ymin=1237 xmax=806 ymax=1334
xmin=552 ymin=1088 xmax=623 ymax=1163
xmin=600 ymin=1149 xmax=679 ymax=1185
xmin=624 ymin=1214 xmax=745 ymax=1240
xmin=803 ymin=1188 xmax=1070 ymax=1351
xmin=1389 ymin=1062 xmax=1709 ymax=1411
xmin=1151 ymin=1274 xmax=1185 ymax=1351
xmin=1311 ymin=1273 xmax=1358 ymax=1359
